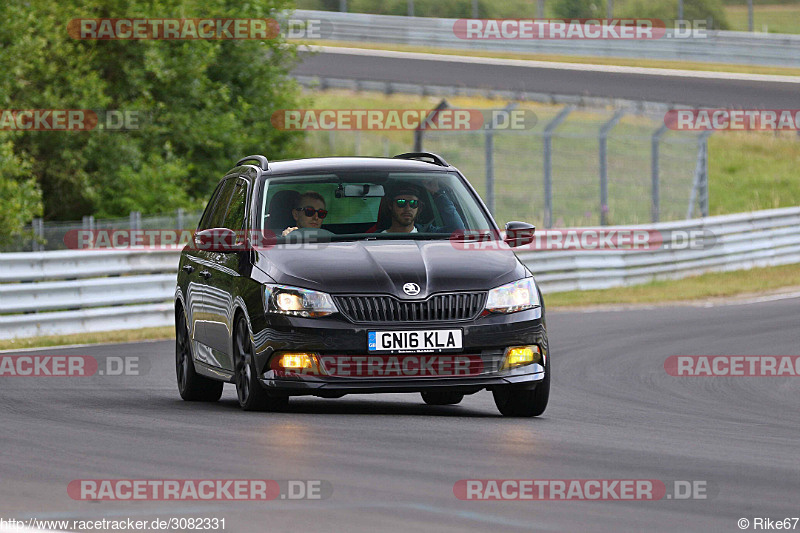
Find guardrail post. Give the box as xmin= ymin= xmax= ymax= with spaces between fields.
xmin=651 ymin=122 xmax=669 ymax=223
xmin=543 ymin=105 xmax=574 ymax=228
xmin=599 ymin=110 xmax=625 ymax=226
xmin=414 ymin=98 xmax=449 ymax=152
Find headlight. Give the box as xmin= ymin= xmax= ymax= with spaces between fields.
xmin=485 ymin=277 xmax=540 ymax=314
xmin=264 ymin=284 xmax=337 ymax=318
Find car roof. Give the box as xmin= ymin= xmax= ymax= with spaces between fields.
xmin=237 ymin=156 xmax=455 ymax=177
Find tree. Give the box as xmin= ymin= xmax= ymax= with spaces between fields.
xmin=0 ymin=0 xmax=305 ymax=223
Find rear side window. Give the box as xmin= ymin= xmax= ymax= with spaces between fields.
xmin=200 ymin=179 xmax=236 ymax=230
xmin=222 ymin=180 xmax=248 ymax=231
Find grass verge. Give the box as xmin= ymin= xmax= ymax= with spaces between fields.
xmin=0 ymin=326 xmax=174 ymax=351
xmin=544 ymin=263 xmax=800 ymax=308
xmin=295 ymin=40 xmax=800 ymax=77
xmin=725 ymin=5 xmax=800 ymax=34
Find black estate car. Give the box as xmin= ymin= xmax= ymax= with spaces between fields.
xmin=174 ymin=153 xmax=550 ymax=417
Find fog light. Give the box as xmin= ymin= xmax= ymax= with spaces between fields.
xmin=277 ymin=353 xmax=315 ymax=370
xmin=502 ymin=346 xmax=541 ymax=370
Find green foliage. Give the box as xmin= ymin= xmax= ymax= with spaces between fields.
xmin=552 ymin=0 xmax=601 ymax=18
xmin=0 ymin=137 xmax=43 ymax=247
xmin=0 ymin=0 xmax=305 ymax=223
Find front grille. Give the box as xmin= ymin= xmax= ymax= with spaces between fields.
xmin=334 ymin=292 xmax=486 ymax=323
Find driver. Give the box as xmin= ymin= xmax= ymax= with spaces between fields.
xmin=382 ymin=181 xmax=465 ymax=234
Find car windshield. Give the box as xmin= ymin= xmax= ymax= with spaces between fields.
xmin=260 ymin=171 xmax=495 ymax=241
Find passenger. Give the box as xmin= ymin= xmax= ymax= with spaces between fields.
xmin=282 ymin=192 xmax=327 ymax=236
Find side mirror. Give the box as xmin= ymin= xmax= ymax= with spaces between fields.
xmin=194 ymin=227 xmax=238 ymax=251
xmin=504 ymin=221 xmax=535 ymax=248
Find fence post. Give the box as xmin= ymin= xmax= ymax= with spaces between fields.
xmin=687 ymin=131 xmax=713 ymax=219
xmin=355 ymin=130 xmax=361 ymax=156
xmin=414 ymin=98 xmax=449 ymax=152
xmin=599 ymin=110 xmax=625 ymax=226
xmin=485 ymin=129 xmax=494 ymax=216
xmin=130 ymin=211 xmax=141 ymax=230
xmin=542 ymin=106 xmax=574 ymax=228
xmin=339 ymin=0 xmax=347 ymax=12
xmin=31 ymin=217 xmax=44 ymax=251
xmin=177 ymin=208 xmax=185 ymax=230
xmin=700 ymin=131 xmax=711 ymax=217
xmin=82 ymin=215 xmax=95 ymax=231
xmin=651 ymin=123 xmax=669 ymax=223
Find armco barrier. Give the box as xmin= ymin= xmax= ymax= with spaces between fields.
xmin=291 ymin=10 xmax=800 ymax=68
xmin=0 ymin=206 xmax=799 ymax=340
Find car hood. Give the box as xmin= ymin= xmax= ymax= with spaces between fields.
xmin=254 ymin=239 xmax=527 ymax=297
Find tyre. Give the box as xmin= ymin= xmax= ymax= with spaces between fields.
xmin=175 ymin=309 xmax=223 ymax=402
xmin=421 ymin=391 xmax=464 ymax=405
xmin=492 ymin=356 xmax=550 ymax=417
xmin=233 ymin=316 xmax=289 ymax=412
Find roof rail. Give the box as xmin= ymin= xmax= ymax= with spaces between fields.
xmin=393 ymin=152 xmax=450 ymax=167
xmin=236 ymin=155 xmax=269 ymax=171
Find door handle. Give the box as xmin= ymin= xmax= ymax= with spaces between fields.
xmin=182 ymin=265 xmax=195 ymax=274
xmin=199 ymin=270 xmax=212 ymax=280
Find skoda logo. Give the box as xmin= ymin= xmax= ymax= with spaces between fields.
xmin=402 ymin=283 xmax=421 ymax=296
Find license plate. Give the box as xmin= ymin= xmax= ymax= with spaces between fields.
xmin=368 ymin=330 xmax=462 ymax=353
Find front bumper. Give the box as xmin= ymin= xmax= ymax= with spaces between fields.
xmin=251 ymin=307 xmax=547 ymax=396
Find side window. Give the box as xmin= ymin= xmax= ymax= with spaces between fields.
xmin=198 ymin=181 xmax=225 ymax=230
xmin=203 ymin=179 xmax=237 ymax=230
xmin=222 ymin=180 xmax=248 ymax=231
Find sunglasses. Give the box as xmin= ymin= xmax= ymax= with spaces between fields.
xmin=295 ymin=206 xmax=328 ymax=219
xmin=394 ymin=199 xmax=419 ymax=209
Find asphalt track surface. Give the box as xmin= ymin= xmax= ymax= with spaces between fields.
xmin=2 ymin=296 xmax=799 ymax=532
xmin=293 ymin=48 xmax=800 ymax=108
